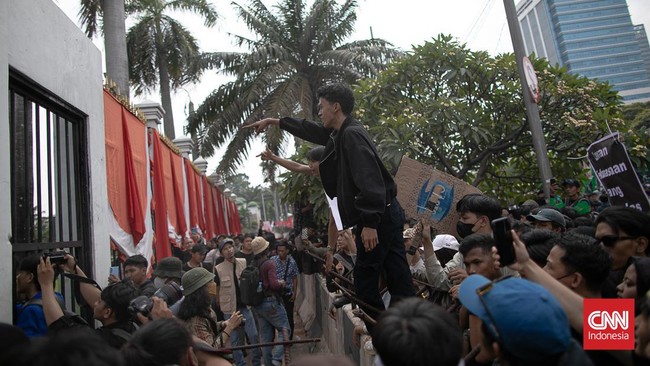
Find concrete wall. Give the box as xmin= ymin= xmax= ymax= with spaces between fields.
xmin=0 ymin=0 xmax=11 ymax=326
xmin=0 ymin=0 xmax=108 ymax=322
xmin=302 ymin=274 xmax=377 ymax=365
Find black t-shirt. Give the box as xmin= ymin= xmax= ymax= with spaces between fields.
xmin=235 ymin=251 xmax=254 ymax=266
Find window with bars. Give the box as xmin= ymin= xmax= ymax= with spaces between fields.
xmin=9 ymin=69 xmax=92 ymax=317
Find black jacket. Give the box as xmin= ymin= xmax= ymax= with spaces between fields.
xmin=280 ymin=116 xmax=396 ymax=229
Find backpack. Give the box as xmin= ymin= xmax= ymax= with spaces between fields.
xmin=239 ymin=260 xmax=266 ymax=306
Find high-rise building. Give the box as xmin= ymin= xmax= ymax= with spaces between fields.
xmin=516 ymin=0 xmax=650 ymax=104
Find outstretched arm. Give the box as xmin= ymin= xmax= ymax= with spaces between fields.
xmin=258 ymin=148 xmax=311 ymax=174
xmin=502 ymin=230 xmax=584 ymax=333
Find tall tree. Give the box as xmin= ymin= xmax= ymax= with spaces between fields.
xmin=79 ymin=0 xmax=130 ymax=96
xmin=187 ymin=0 xmax=400 ymax=176
xmin=354 ymin=35 xmax=648 ymax=204
xmin=127 ymin=0 xmax=218 ymax=140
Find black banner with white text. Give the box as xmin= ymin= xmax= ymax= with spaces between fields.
xmin=587 ymin=133 xmax=649 ymax=212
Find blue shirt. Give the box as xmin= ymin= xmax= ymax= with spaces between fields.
xmin=16 ymin=291 xmax=64 ymax=338
xmin=271 ymin=255 xmax=299 ymax=295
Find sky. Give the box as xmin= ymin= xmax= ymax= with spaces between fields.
xmin=55 ymin=0 xmax=650 ymax=187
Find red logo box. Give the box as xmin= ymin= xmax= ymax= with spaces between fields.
xmin=583 ymin=298 xmax=634 ymax=350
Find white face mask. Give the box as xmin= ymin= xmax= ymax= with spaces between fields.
xmin=154 ymin=277 xmax=167 ymax=289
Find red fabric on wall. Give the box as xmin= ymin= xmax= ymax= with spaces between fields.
xmin=192 ymin=168 xmax=206 ymax=235
xmin=151 ymin=130 xmax=172 ymax=259
xmin=170 ymin=151 xmax=187 ymax=237
xmin=185 ymin=159 xmax=199 ymax=230
xmin=217 ymin=188 xmax=229 ymax=234
xmin=202 ymin=176 xmax=216 ymax=239
xmin=104 ymin=92 xmax=129 ymax=233
xmin=212 ymin=186 xmax=226 ymax=235
xmin=228 ymin=200 xmax=237 ymax=234
xmin=122 ymin=109 xmax=145 ymax=245
xmin=160 ymin=141 xmax=177 ymax=237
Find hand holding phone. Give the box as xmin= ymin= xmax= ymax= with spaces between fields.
xmin=491 ymin=217 xmax=515 ymax=266
xmin=109 ymin=266 xmax=121 ymax=282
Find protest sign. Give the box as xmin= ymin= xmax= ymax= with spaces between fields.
xmin=395 ymin=157 xmax=482 ymax=236
xmin=587 ymin=133 xmax=649 ymax=212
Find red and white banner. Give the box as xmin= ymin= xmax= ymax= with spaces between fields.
xmin=103 ymin=89 xmax=241 ymax=265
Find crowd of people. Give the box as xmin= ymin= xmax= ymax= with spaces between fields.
xmin=7 ymin=82 xmax=650 ymax=366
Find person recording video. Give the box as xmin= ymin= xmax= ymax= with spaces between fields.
xmin=36 ymin=253 xmax=138 ymax=348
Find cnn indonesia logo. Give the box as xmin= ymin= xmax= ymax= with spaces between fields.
xmin=584 ymin=299 xmax=634 ymax=350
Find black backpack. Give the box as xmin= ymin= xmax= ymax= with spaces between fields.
xmin=239 ymin=260 xmax=266 ymax=306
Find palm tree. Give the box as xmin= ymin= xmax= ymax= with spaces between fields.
xmin=188 ymin=0 xmax=399 ymax=176
xmin=79 ymin=0 xmax=130 ymax=96
xmin=127 ymin=0 xmax=218 ymax=140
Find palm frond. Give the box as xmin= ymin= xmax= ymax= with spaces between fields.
xmin=127 ymin=15 xmax=159 ymax=95
xmin=78 ymin=0 xmax=103 ymax=37
xmin=167 ymin=0 xmax=218 ymax=26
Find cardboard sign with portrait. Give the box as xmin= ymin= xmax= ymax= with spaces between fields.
xmin=395 ymin=157 xmax=482 ymax=237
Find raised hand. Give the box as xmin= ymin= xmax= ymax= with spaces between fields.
xmin=257 ymin=148 xmax=275 ymax=161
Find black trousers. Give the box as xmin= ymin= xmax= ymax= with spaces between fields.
xmin=353 ymin=197 xmax=416 ymax=329
xmin=280 ymin=294 xmax=295 ymax=339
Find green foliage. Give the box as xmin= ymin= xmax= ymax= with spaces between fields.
xmin=621 ymin=101 xmax=650 ymax=178
xmin=356 ymin=35 xmax=645 ymax=204
xmin=187 ymin=0 xmax=400 ymax=176
xmin=126 ymin=0 xmax=217 ymax=95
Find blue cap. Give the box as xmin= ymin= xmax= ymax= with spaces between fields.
xmin=458 ymin=275 xmax=570 ymax=360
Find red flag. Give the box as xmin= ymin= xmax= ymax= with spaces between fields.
xmin=151 ymin=130 xmax=172 ymax=259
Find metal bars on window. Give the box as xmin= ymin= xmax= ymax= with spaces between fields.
xmin=9 ymin=70 xmax=91 ymax=262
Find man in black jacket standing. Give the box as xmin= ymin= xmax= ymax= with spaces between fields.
xmin=247 ymin=83 xmax=415 ymax=324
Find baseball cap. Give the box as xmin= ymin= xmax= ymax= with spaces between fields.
xmin=153 ymin=257 xmax=184 ymax=279
xmin=219 ymin=238 xmax=235 ymax=252
xmin=562 ymin=179 xmax=580 ymax=188
xmin=527 ymin=208 xmax=566 ymax=228
xmin=521 ymin=199 xmax=539 ymax=209
xmin=458 ymin=275 xmax=570 ymax=360
xmin=432 ymin=234 xmax=459 ymax=251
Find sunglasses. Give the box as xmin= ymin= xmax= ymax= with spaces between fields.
xmin=598 ymin=235 xmax=637 ymax=248
xmin=475 ymin=275 xmax=513 ymax=341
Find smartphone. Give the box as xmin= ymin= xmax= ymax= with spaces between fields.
xmin=110 ymin=265 xmax=121 ymax=279
xmin=406 ymin=245 xmax=418 ymax=256
xmin=491 ymin=217 xmax=515 ymax=266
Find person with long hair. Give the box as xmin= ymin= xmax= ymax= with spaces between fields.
xmin=177 ymin=268 xmax=242 ymax=348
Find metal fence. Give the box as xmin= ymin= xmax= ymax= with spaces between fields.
xmin=9 ymin=69 xmax=92 ymax=318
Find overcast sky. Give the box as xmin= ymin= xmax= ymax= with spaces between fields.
xmin=55 ymin=0 xmax=650 ymax=187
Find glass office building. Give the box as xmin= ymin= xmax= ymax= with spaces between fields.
xmin=516 ymin=0 xmax=650 ymax=103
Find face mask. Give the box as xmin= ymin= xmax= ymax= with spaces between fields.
xmin=456 ymin=220 xmax=478 ymax=239
xmin=153 ymin=277 xmax=166 ymax=289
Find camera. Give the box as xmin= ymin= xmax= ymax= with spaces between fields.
xmin=128 ymin=282 xmax=183 ymax=319
xmin=42 ymin=251 xmax=68 ymax=266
